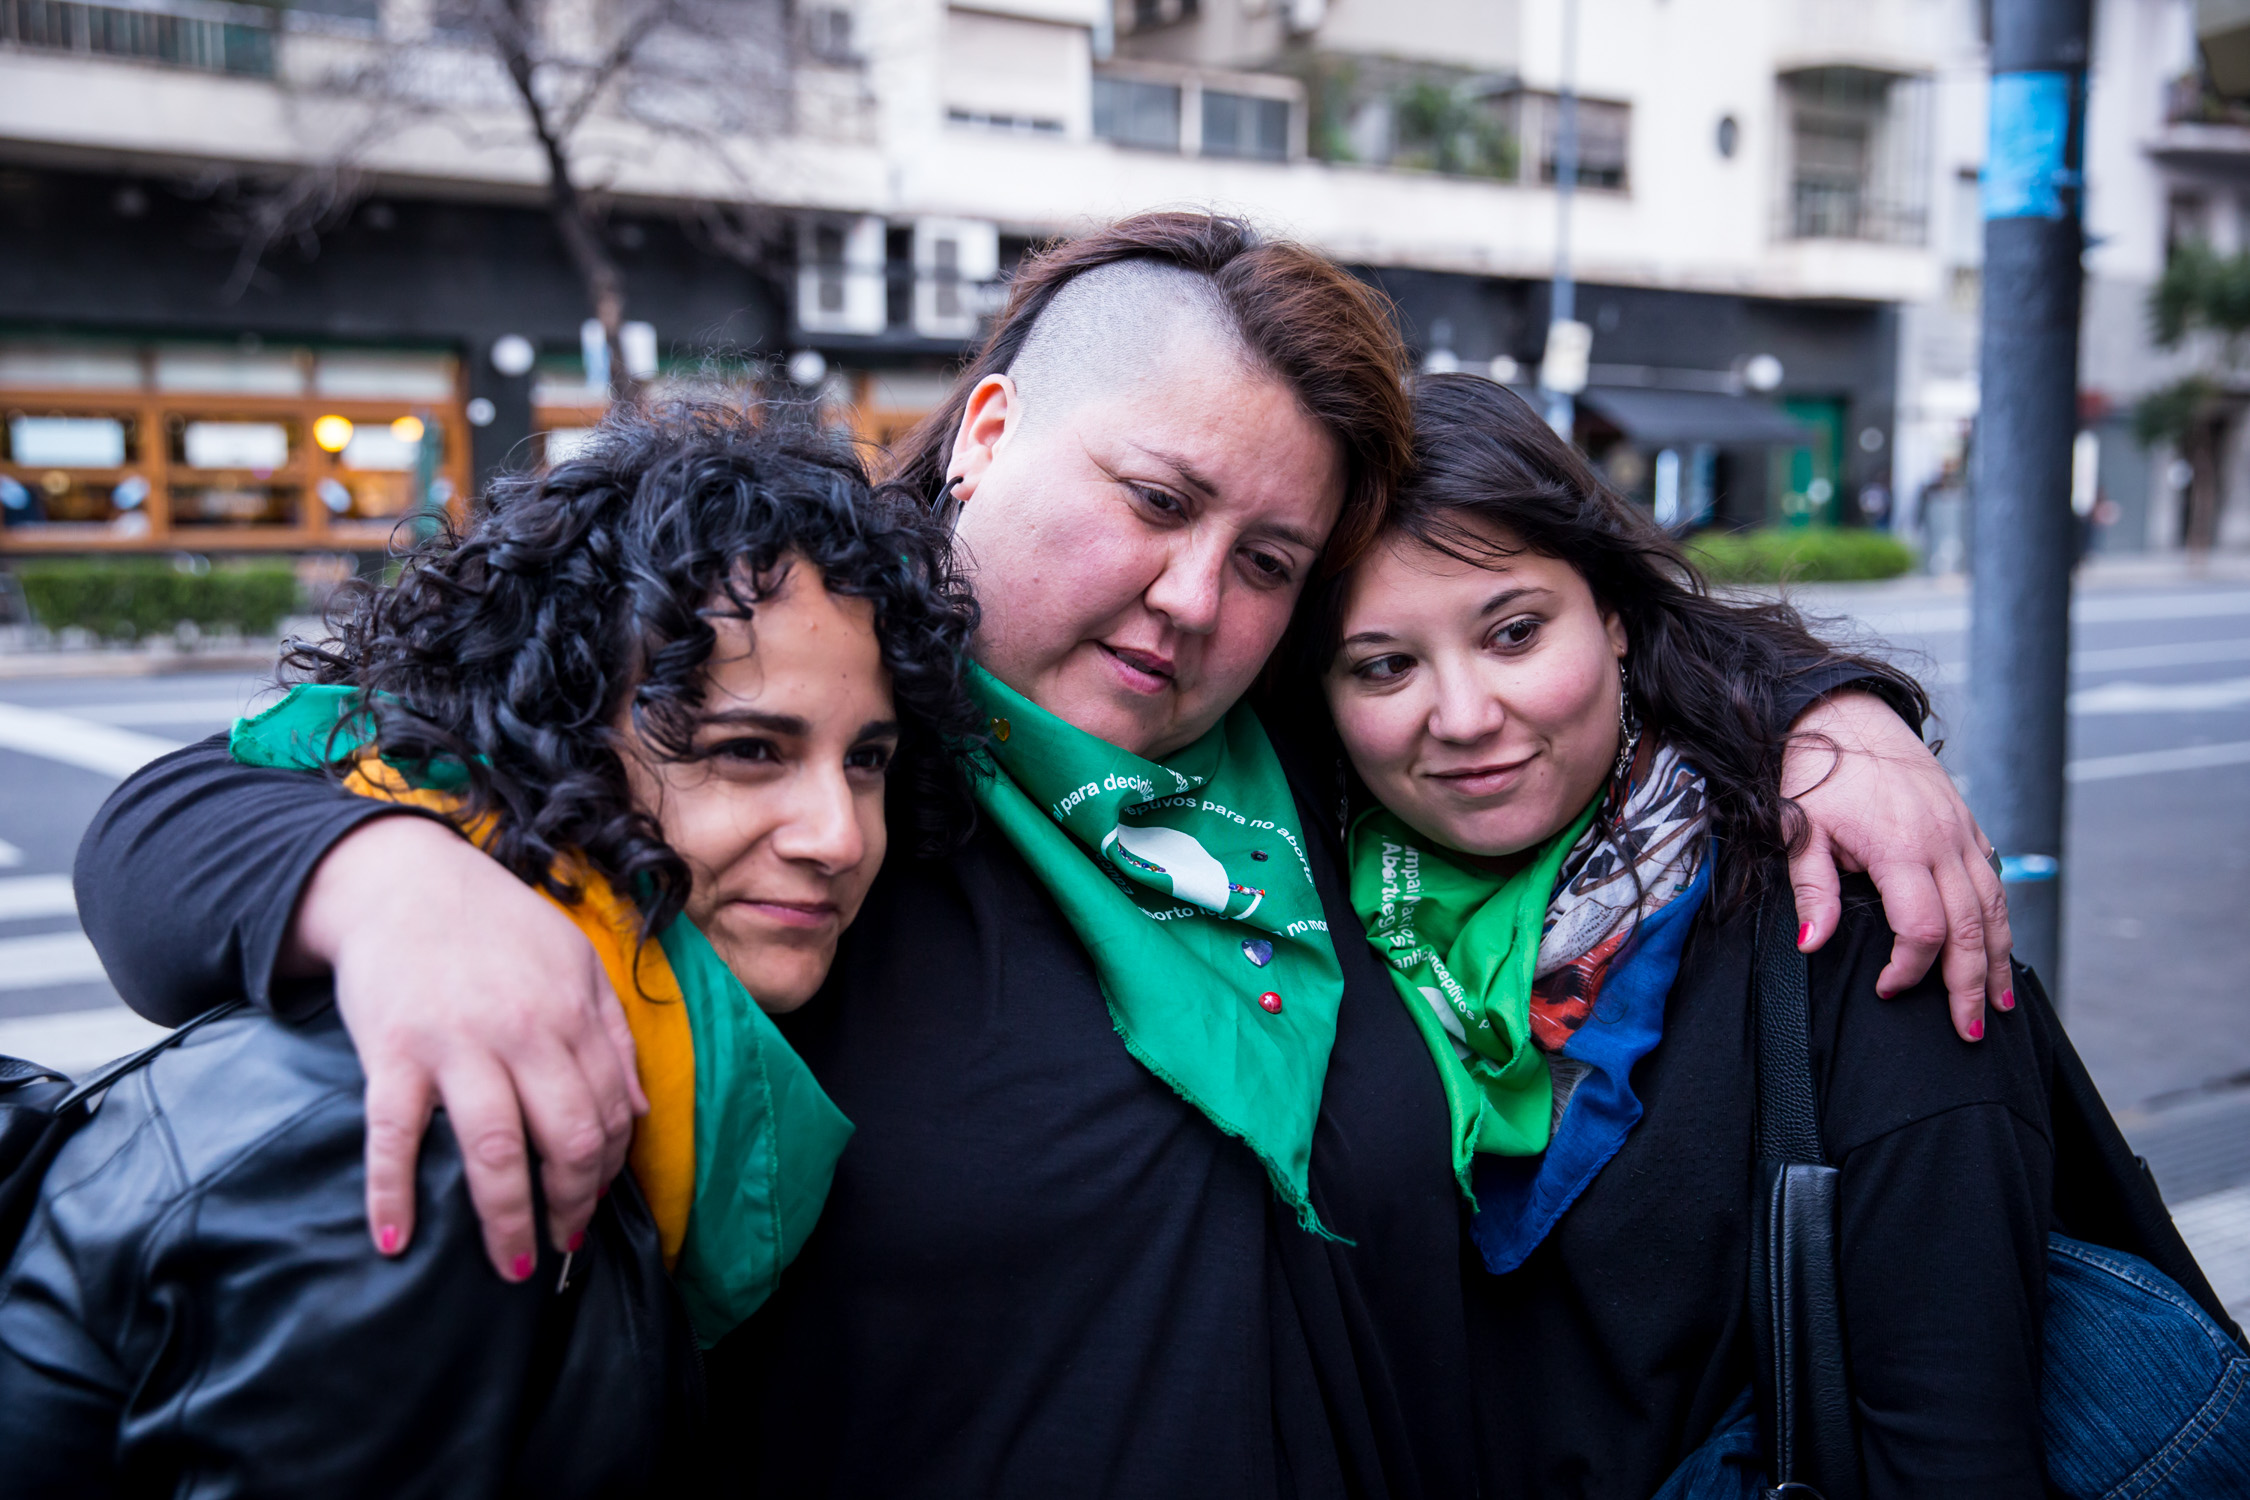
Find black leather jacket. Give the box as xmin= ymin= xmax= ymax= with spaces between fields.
xmin=0 ymin=1003 xmax=705 ymax=1498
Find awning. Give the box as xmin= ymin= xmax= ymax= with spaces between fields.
xmin=1575 ymin=387 xmax=1812 ymax=448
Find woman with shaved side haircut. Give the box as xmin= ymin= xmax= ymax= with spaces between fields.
xmin=73 ymin=213 xmax=2013 ymax=1497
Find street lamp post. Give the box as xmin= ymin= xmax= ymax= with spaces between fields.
xmin=1541 ymin=0 xmax=1584 ymax=437
xmin=1966 ymin=0 xmax=2092 ymax=990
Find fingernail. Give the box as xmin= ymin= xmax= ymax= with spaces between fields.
xmin=510 ymin=1253 xmax=534 ymax=1281
xmin=567 ymin=1231 xmax=586 ymax=1253
xmin=376 ymin=1224 xmax=402 ymax=1255
xmin=1966 ymin=1016 xmax=1984 ymax=1041
xmin=1797 ymin=923 xmax=1812 ymax=948
xmin=1874 ymin=986 xmax=1894 ymax=1001
xmin=1999 ymin=989 xmax=2015 ymax=1011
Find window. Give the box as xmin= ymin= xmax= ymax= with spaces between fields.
xmin=1094 ymin=76 xmax=1183 ymax=151
xmin=0 ymin=340 xmax=467 ymax=546
xmin=1780 ymin=68 xmax=1930 ymax=245
xmin=946 ymin=109 xmax=1065 ymax=135
xmin=803 ymin=5 xmax=855 ymax=63
xmin=1519 ymin=93 xmax=1630 ymax=189
xmin=812 ymin=223 xmax=847 ymax=315
xmin=1202 ymin=91 xmax=1289 ymax=161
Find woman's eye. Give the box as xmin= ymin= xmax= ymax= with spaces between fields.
xmin=1240 ymin=548 xmax=1294 ymax=587
xmin=1128 ymin=483 xmax=1186 ymax=519
xmin=1355 ymin=653 xmax=1416 ymax=683
xmin=845 ymin=744 xmax=894 ymax=775
xmin=712 ymin=737 xmax=779 ymax=765
xmin=1491 ymin=618 xmax=1542 ymax=650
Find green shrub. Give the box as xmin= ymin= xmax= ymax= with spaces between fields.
xmin=14 ymin=558 xmax=299 ymax=640
xmin=1685 ymin=528 xmax=1915 ymax=585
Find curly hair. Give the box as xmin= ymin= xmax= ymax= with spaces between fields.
xmin=283 ymin=400 xmax=983 ymax=937
xmin=1288 ymin=373 xmax=1929 ymax=911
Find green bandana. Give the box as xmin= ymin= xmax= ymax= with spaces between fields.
xmin=1347 ymin=800 xmax=1598 ymax=1198
xmin=965 ymin=668 xmax=1344 ymax=1234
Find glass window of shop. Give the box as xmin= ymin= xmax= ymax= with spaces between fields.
xmin=0 ymin=340 xmax=468 ymax=552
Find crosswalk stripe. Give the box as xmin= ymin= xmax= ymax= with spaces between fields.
xmin=0 ymin=702 xmax=183 ymax=779
xmin=2070 ymin=675 xmax=2250 ymax=715
xmin=2068 ymin=740 xmax=2250 ymax=783
xmin=0 ymin=1004 xmax=167 ymax=1078
xmin=0 ymin=873 xmax=76 ymax=922
xmin=0 ymin=929 xmax=108 ymax=990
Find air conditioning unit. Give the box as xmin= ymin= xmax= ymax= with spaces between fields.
xmin=796 ymin=216 xmax=887 ymax=336
xmin=912 ymin=218 xmax=1000 ymax=341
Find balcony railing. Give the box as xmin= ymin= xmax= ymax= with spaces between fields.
xmin=0 ymin=0 xmax=278 ymax=77
xmin=1785 ymin=179 xmax=1927 ymax=246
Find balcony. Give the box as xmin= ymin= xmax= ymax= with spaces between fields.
xmin=1776 ymin=66 xmax=1931 ymax=249
xmin=0 ymin=0 xmax=283 ymax=77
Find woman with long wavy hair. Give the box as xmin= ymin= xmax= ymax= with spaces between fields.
xmin=1310 ymin=374 xmax=2239 ymax=1500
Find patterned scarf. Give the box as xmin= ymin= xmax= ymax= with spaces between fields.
xmin=1472 ymin=740 xmax=1710 ymax=1272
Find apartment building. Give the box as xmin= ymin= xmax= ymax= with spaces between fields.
xmin=0 ymin=0 xmax=1953 ymax=557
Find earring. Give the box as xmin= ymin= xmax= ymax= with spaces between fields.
xmin=934 ymin=475 xmax=967 ymax=532
xmin=1612 ymin=661 xmax=1642 ymax=784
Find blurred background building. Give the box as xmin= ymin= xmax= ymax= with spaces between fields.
xmin=0 ymin=0 xmax=2239 ymax=565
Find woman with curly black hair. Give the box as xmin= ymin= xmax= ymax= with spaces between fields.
xmin=0 ymin=402 xmax=980 ymax=1497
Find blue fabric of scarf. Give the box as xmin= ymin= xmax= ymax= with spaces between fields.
xmin=1467 ymin=859 xmax=1712 ymax=1274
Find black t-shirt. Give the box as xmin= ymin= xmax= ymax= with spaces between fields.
xmin=74 ymin=736 xmax=1475 ymax=1499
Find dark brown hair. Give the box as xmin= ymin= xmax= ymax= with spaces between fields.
xmin=1296 ymin=372 xmax=1928 ymax=909
xmin=885 ymin=211 xmax=1413 ymax=572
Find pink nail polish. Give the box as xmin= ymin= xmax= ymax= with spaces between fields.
xmin=1797 ymin=923 xmax=1813 ymax=948
xmin=510 ymin=1253 xmax=534 ymax=1281
xmin=1966 ymin=1016 xmax=1984 ymax=1041
xmin=376 ymin=1224 xmax=402 ymax=1255
xmin=1999 ymin=989 xmax=2016 ymax=1011
xmin=567 ymin=1231 xmax=586 ymax=1253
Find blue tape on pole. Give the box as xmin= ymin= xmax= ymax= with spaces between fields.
xmin=1984 ymin=72 xmax=2073 ymax=220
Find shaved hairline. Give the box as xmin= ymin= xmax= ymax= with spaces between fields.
xmin=1003 ymin=259 xmax=1267 ymax=427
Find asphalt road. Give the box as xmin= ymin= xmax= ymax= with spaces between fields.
xmin=2 ymin=560 xmax=2246 ymax=1317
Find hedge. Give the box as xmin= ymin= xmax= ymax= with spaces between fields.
xmin=1685 ymin=528 xmax=1915 ymax=585
xmin=14 ymin=558 xmax=299 ymax=640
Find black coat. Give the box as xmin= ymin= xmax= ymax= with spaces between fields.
xmin=0 ymin=1004 xmax=705 ymax=1499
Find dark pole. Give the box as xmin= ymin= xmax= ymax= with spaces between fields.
xmin=1967 ymin=0 xmax=2091 ymax=990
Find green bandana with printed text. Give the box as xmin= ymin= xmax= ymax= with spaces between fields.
xmin=965 ymin=667 xmax=1345 ymax=1234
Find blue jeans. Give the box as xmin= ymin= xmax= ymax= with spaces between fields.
xmin=1655 ymin=1235 xmax=2250 ymax=1499
xmin=2042 ymin=1233 xmax=2250 ymax=1500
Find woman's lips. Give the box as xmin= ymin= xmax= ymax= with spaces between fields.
xmin=1425 ymin=756 xmax=1535 ymax=797
xmin=732 ymin=898 xmax=840 ymax=930
xmin=1099 ymin=642 xmax=1175 ymax=695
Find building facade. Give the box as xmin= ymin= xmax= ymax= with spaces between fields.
xmin=0 ymin=0 xmax=1962 ymax=559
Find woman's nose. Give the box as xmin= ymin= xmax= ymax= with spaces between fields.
xmin=771 ymin=767 xmax=867 ymax=874
xmin=1426 ymin=667 xmax=1506 ymax=745
xmin=1142 ymin=535 xmax=1227 ymax=636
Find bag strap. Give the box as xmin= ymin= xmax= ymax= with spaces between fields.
xmin=1753 ymin=891 xmax=1824 ymax=1167
xmin=1748 ymin=882 xmax=1862 ymax=1500
xmin=52 ymin=1000 xmax=246 ymax=1114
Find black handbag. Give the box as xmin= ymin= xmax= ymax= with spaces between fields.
xmin=1745 ymin=887 xmax=2250 ymax=1500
